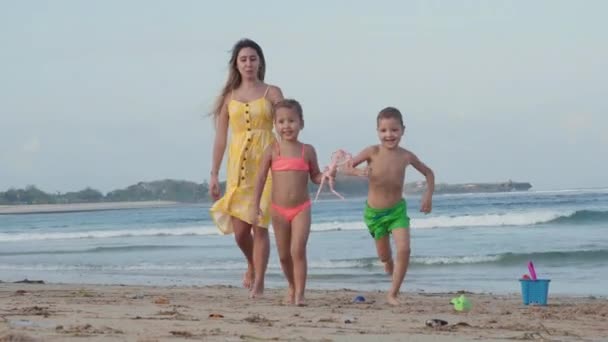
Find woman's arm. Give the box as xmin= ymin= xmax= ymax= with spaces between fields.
xmin=210 ymin=97 xmax=230 ymax=177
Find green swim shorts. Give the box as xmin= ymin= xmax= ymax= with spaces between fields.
xmin=363 ymin=198 xmax=410 ymax=240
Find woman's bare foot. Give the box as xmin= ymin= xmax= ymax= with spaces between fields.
xmin=249 ymin=289 xmax=262 ymax=299
xmin=249 ymin=280 xmax=264 ymax=299
xmin=283 ymin=286 xmax=295 ymax=305
xmin=295 ymin=295 xmax=307 ymax=307
xmin=386 ymin=293 xmax=401 ymax=306
xmin=383 ymin=259 xmax=394 ymax=275
xmin=242 ymin=266 xmax=254 ymax=289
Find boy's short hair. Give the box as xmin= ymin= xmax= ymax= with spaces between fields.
xmin=273 ymin=99 xmax=303 ymax=121
xmin=377 ymin=106 xmax=404 ymax=128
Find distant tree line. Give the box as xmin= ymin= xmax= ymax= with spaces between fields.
xmin=0 ymin=177 xmax=369 ymax=205
xmin=0 ymin=180 xmax=211 ymax=205
xmin=0 ymin=177 xmax=530 ymax=205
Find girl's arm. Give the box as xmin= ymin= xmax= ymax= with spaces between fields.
xmin=307 ymin=145 xmax=325 ymax=185
xmin=253 ymin=145 xmax=274 ymax=211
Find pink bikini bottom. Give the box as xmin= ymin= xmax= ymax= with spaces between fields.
xmin=271 ymin=200 xmax=312 ymax=222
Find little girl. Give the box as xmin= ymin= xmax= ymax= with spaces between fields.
xmin=252 ymin=99 xmax=332 ymax=306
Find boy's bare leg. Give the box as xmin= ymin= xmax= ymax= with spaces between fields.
xmin=249 ymin=225 xmax=270 ymax=298
xmin=290 ymin=207 xmax=312 ymax=306
xmin=271 ymin=215 xmax=295 ymax=304
xmin=375 ymin=235 xmax=394 ymax=275
xmin=387 ymin=228 xmax=411 ymax=306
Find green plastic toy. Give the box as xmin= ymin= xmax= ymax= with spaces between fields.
xmin=450 ymin=294 xmax=472 ymax=312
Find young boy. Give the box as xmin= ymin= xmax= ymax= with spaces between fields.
xmin=343 ymin=106 xmax=435 ymax=305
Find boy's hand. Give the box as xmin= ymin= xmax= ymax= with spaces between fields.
xmin=354 ymin=166 xmax=369 ymax=178
xmin=342 ymin=161 xmax=369 ymax=178
xmin=420 ymin=192 xmax=432 ymax=214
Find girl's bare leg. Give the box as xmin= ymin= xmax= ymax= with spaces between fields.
xmin=290 ymin=207 xmax=312 ymax=306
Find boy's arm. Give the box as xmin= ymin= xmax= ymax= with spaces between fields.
xmin=408 ymin=152 xmax=435 ymax=213
xmin=252 ymin=145 xmax=273 ymax=217
xmin=307 ymin=145 xmax=324 ymax=185
xmin=341 ymin=146 xmax=373 ymax=177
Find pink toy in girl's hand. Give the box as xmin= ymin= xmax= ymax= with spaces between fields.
xmin=528 ymin=261 xmax=537 ymax=280
xmin=314 ymin=150 xmax=353 ymax=202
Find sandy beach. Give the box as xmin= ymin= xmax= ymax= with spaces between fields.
xmin=1 ymin=283 xmax=606 ymax=342
xmin=0 ymin=202 xmax=181 ymax=215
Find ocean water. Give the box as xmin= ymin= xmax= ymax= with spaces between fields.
xmin=1 ymin=189 xmax=607 ymax=296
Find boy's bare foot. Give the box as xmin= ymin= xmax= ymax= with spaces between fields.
xmin=284 ymin=286 xmax=295 ymax=305
xmin=383 ymin=259 xmax=394 ymax=275
xmin=386 ymin=293 xmax=401 ymax=306
xmin=242 ymin=267 xmax=254 ymax=289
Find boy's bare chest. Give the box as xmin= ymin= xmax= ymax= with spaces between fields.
xmin=369 ymin=155 xmax=407 ymax=184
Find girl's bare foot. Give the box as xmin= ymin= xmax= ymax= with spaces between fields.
xmin=383 ymin=259 xmax=394 ymax=275
xmin=242 ymin=267 xmax=254 ymax=289
xmin=387 ymin=293 xmax=401 ymax=306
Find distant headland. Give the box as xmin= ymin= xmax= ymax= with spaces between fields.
xmin=0 ymin=178 xmax=532 ymax=207
xmin=406 ymin=179 xmax=532 ymax=194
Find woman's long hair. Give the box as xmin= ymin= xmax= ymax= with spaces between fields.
xmin=211 ymin=39 xmax=266 ymax=124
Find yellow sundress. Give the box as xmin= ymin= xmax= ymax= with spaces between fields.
xmin=210 ymin=88 xmax=275 ymax=234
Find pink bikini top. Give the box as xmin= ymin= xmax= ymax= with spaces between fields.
xmin=271 ymin=143 xmax=310 ymax=172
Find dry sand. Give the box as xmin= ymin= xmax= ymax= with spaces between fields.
xmin=1 ymin=283 xmax=606 ymax=341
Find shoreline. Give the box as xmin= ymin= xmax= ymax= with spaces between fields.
xmin=0 ymin=201 xmax=183 ymax=215
xmin=1 ymin=283 xmax=606 ymax=341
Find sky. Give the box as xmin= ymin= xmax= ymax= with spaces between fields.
xmin=1 ymin=0 xmax=606 ymax=193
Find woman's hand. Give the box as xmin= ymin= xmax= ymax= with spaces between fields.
xmin=209 ymin=175 xmax=221 ymax=201
xmin=251 ymin=206 xmax=263 ymax=226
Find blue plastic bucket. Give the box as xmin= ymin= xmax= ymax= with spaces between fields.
xmin=519 ymin=279 xmax=550 ymax=305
